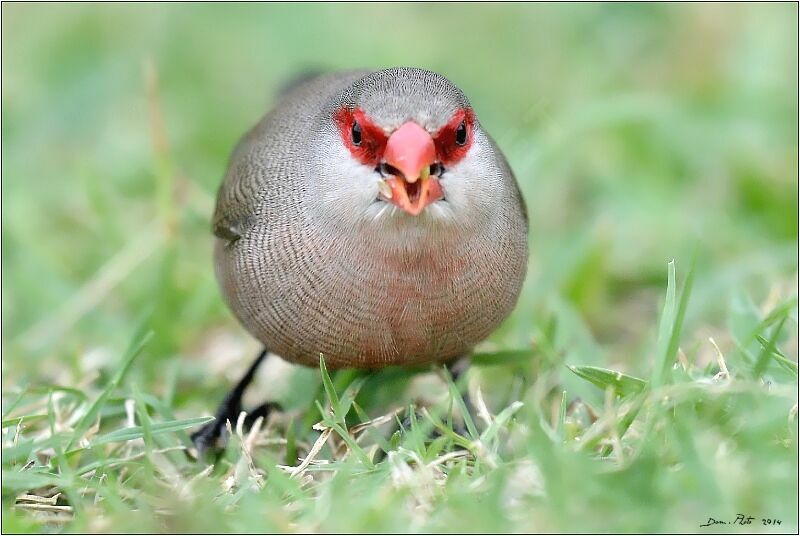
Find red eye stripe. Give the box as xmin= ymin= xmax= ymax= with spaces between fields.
xmin=333 ymin=107 xmax=388 ymax=167
xmin=334 ymin=107 xmax=475 ymax=167
xmin=433 ymin=108 xmax=475 ymax=165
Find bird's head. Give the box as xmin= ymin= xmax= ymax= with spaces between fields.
xmin=310 ymin=68 xmax=510 ymax=235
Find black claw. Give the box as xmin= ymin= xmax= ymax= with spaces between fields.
xmin=191 ymin=418 xmax=229 ymax=459
xmin=244 ymin=402 xmax=270 ymax=425
xmin=399 ymin=409 xmax=424 ymax=434
xmin=244 ymin=401 xmax=283 ymax=428
xmin=191 ymin=349 xmax=278 ymax=459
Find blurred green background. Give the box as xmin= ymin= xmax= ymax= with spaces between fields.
xmin=2 ymin=3 xmax=797 ymax=533
xmin=2 ymin=4 xmax=798 ymax=376
xmin=3 ymin=3 xmax=797 ymax=374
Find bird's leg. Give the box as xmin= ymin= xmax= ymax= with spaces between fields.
xmin=444 ymin=355 xmax=475 ymax=436
xmin=397 ymin=355 xmax=475 ymax=440
xmin=191 ymin=348 xmax=281 ymax=458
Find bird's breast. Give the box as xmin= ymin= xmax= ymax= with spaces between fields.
xmin=218 ymin=219 xmax=527 ymax=370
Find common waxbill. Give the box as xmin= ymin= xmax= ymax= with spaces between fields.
xmin=194 ymin=67 xmax=528 ymax=451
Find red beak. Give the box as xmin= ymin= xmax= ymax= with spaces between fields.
xmin=379 ymin=121 xmax=443 ymax=216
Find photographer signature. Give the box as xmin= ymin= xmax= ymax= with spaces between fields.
xmin=700 ymin=514 xmax=782 ymax=528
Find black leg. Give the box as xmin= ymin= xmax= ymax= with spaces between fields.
xmin=445 ymin=355 xmax=475 ymax=437
xmin=191 ymin=348 xmax=280 ymax=458
xmin=445 ymin=355 xmax=471 ymax=382
xmin=396 ymin=355 xmax=475 ymax=440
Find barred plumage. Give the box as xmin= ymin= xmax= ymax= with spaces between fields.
xmin=213 ymin=67 xmax=528 ymax=369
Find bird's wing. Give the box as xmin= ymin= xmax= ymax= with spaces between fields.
xmin=486 ymin=133 xmax=528 ymax=226
xmin=212 ymin=124 xmax=268 ymax=243
xmin=212 ymin=70 xmax=371 ymax=243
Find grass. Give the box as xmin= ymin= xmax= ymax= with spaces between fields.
xmin=2 ymin=3 xmax=798 ymax=533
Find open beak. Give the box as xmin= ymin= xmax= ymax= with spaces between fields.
xmin=378 ymin=121 xmax=443 ymax=216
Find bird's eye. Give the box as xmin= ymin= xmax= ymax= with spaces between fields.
xmin=455 ymin=121 xmax=467 ymax=146
xmin=351 ymin=121 xmax=362 ymax=146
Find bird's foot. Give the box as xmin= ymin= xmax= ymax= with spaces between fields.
xmin=191 ymin=401 xmax=281 ymax=460
xmin=191 ymin=349 xmax=280 ymax=460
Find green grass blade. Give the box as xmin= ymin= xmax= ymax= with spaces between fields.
xmin=284 ymin=417 xmax=297 ymax=467
xmin=328 ymin=421 xmax=375 ymax=470
xmin=87 ymin=416 xmax=213 ymax=448
xmin=1 ymin=469 xmax=64 ymax=492
xmin=65 ymin=325 xmax=154 ymax=452
xmin=663 ymin=253 xmax=696 ymax=378
xmin=599 ymin=395 xmax=645 ymax=458
xmin=318 ymin=354 xmax=341 ymax=419
xmin=651 ymin=260 xmax=678 ymax=388
xmin=442 ymin=367 xmax=478 ymax=439
xmin=567 ymin=365 xmax=647 ymax=397
xmin=480 ymin=401 xmax=524 ymax=445
xmin=1 ymin=414 xmax=49 ymax=428
xmin=338 ymin=376 xmax=366 ymax=419
xmin=652 ymin=254 xmax=696 ymax=388
xmin=755 ymin=334 xmax=798 ymax=376
xmin=423 ymin=409 xmax=475 ymax=452
xmin=752 ymin=314 xmax=789 ymax=379
xmin=1 ymin=389 xmax=28 ymax=419
xmin=471 ymin=349 xmax=537 ymax=367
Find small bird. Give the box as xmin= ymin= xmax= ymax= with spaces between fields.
xmin=193 ymin=67 xmax=528 ymax=452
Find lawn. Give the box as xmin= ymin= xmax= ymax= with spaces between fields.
xmin=2 ymin=3 xmax=798 ymax=533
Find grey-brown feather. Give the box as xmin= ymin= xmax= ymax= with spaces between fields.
xmin=213 ymin=70 xmax=370 ymax=242
xmin=213 ymin=68 xmax=528 ymax=369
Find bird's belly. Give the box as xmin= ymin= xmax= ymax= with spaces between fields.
xmin=274 ymin=271 xmax=501 ymax=368
xmin=241 ymin=242 xmax=520 ymax=369
xmin=216 ymin=223 xmax=527 ymax=370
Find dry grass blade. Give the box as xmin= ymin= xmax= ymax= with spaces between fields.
xmin=708 ymin=337 xmax=730 ymax=381
xmin=349 ymin=407 xmax=404 ymax=437
xmin=14 ymin=504 xmax=73 ymax=513
xmin=427 ymin=450 xmax=470 ymax=468
xmin=15 ymin=494 xmax=60 ymax=505
xmin=473 ymin=385 xmax=493 ymax=428
xmin=289 ymin=427 xmax=332 ymax=479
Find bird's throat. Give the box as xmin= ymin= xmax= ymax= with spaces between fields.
xmin=381 ymin=176 xmax=443 ymax=216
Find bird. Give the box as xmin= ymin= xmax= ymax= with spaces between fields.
xmin=192 ymin=67 xmax=529 ymax=454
